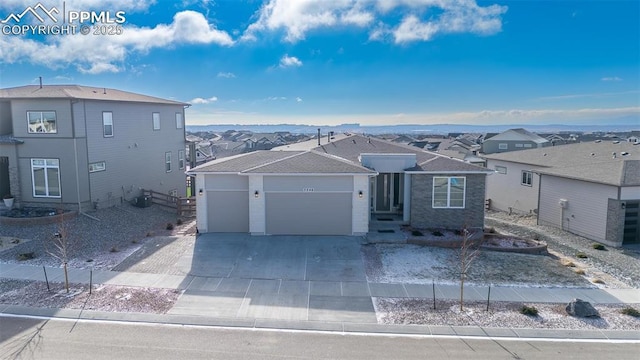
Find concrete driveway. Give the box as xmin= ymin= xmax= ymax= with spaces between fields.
xmin=162 ymin=233 xmax=377 ymax=323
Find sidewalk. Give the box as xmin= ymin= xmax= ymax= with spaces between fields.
xmin=1 ymin=262 xmax=639 ymax=340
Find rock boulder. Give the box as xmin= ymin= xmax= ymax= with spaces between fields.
xmin=565 ymin=298 xmax=599 ymax=318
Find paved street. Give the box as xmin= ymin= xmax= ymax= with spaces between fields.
xmin=2 ymin=316 xmax=639 ymax=360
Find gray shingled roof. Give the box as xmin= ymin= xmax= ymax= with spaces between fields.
xmin=484 ymin=141 xmax=640 ymax=186
xmin=243 ymin=151 xmax=375 ymax=174
xmin=0 ymin=85 xmax=187 ymax=106
xmin=189 ymin=151 xmax=302 ymax=173
xmin=484 ymin=128 xmax=549 ymax=144
xmin=312 ymin=134 xmax=489 ymax=173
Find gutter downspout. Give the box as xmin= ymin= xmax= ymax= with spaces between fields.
xmin=71 ymin=99 xmax=100 ymax=221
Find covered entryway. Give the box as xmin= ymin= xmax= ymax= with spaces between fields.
xmin=265 ymin=192 xmax=352 ymax=235
xmin=206 ymin=190 xmax=249 ymax=232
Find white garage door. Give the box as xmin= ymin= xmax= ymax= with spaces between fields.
xmin=207 ymin=191 xmax=249 ymax=232
xmin=265 ymin=192 xmax=352 ymax=235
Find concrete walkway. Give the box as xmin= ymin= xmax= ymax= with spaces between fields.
xmin=1 ymin=261 xmax=639 ymax=340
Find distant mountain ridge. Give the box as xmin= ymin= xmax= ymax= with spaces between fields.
xmin=187 ymin=119 xmax=639 ymax=135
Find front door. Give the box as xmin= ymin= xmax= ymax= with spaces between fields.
xmin=0 ymin=157 xmax=9 ymax=198
xmin=374 ymin=173 xmax=392 ymax=212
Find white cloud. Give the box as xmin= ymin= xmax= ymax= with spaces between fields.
xmin=242 ymin=0 xmax=374 ymax=43
xmin=190 ymin=96 xmax=218 ymax=104
xmin=0 ymin=10 xmax=233 ymax=74
xmin=243 ymin=0 xmax=507 ymax=44
xmin=217 ymin=72 xmax=236 ymax=78
xmin=0 ymin=0 xmax=155 ymax=11
xmin=601 ymin=76 xmax=623 ymax=82
xmin=296 ymin=97 xmax=303 ymax=102
xmin=279 ymin=54 xmax=303 ymax=68
xmin=267 ymin=96 xmax=287 ymax=101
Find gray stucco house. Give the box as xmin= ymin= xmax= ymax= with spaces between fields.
xmin=0 ymin=85 xmax=188 ymax=211
xmin=482 ymin=128 xmax=550 ymax=154
xmin=188 ymin=134 xmax=492 ymax=236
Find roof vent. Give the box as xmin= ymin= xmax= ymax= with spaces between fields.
xmin=613 ymin=140 xmax=620 ymax=144
xmin=595 ymin=140 xmax=602 ymax=143
xmin=590 ymin=153 xmax=595 ymax=156
xmin=621 ymin=151 xmax=629 ymax=156
xmin=612 ymin=152 xmax=616 ymax=159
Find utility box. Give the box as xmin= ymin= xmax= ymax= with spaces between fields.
xmin=559 ymin=199 xmax=568 ymax=209
xmin=133 ymin=195 xmax=152 ymax=208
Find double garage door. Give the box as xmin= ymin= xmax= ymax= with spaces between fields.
xmin=206 ymin=190 xmax=352 ymax=235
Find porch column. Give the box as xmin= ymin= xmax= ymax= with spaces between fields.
xmin=403 ymin=173 xmax=411 ymax=222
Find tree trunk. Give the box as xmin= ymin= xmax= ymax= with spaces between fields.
xmin=460 ymin=274 xmax=464 ymax=311
xmin=63 ymin=262 xmax=69 ymax=293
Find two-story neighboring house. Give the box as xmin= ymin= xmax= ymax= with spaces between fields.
xmin=482 ymin=128 xmax=550 ymax=154
xmin=0 ymin=84 xmax=188 ymax=211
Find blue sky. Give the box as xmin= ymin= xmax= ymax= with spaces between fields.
xmin=0 ymin=0 xmax=638 ymax=126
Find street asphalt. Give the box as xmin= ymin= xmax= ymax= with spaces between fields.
xmin=1 ymin=233 xmax=639 ymax=340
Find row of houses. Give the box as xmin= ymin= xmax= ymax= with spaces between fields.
xmin=1 ymin=84 xmax=637 ymax=248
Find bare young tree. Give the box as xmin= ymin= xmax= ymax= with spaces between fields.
xmin=458 ymin=227 xmax=481 ymax=311
xmin=44 ymin=210 xmax=74 ymax=293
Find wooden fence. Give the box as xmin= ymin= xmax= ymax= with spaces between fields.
xmin=142 ymin=189 xmax=196 ymax=217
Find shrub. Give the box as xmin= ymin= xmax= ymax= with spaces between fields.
xmin=576 ymin=252 xmax=588 ymax=259
xmin=176 ymin=218 xmax=183 ymax=226
xmin=591 ymin=243 xmax=606 ymax=250
xmin=519 ymin=305 xmax=539 ymax=316
xmin=432 ymin=230 xmax=444 ymax=237
xmin=574 ymin=269 xmax=585 ymax=275
xmin=146 ymin=231 xmax=154 ymax=237
xmin=411 ymin=230 xmax=424 ymax=237
xmin=621 ymin=307 xmax=640 ymax=318
xmin=110 ymin=246 xmax=118 ymax=253
xmin=453 ymin=229 xmax=462 ymax=236
xmin=592 ymin=278 xmax=605 ymax=284
xmin=17 ymin=252 xmax=35 ymax=261
xmin=485 ymin=227 xmax=496 ymax=234
xmin=131 ymin=239 xmax=139 ymax=244
xmin=166 ymin=222 xmax=174 ymax=230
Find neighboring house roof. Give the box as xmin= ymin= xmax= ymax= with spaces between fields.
xmin=0 ymin=85 xmax=188 ymax=106
xmin=484 ymin=128 xmax=549 ymax=144
xmin=483 ymin=141 xmax=640 ymax=186
xmin=188 ymin=150 xmax=375 ymax=175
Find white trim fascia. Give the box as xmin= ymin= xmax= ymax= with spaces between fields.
xmin=405 ymin=170 xmax=492 ymax=174
xmin=238 ymin=172 xmax=379 ymax=177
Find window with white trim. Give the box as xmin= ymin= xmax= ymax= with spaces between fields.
xmin=524 ymin=143 xmax=532 ymax=148
xmin=495 ymin=165 xmax=507 ymax=174
xmin=515 ymin=143 xmax=523 ymax=148
xmin=89 ymin=161 xmax=106 ymax=173
xmin=175 ymin=113 xmax=183 ymax=129
xmin=178 ymin=150 xmax=185 ymax=170
xmin=103 ymin=112 xmax=113 ymax=137
xmin=31 ymin=159 xmax=61 ymax=197
xmin=498 ymin=143 xmax=508 ymax=150
xmin=165 ymin=151 xmax=172 ymax=172
xmin=28 ymin=111 xmax=57 ymax=133
xmin=521 ymin=171 xmax=533 ymax=186
xmin=153 ymin=112 xmax=161 ymax=130
xmin=432 ymin=176 xmax=466 ymax=208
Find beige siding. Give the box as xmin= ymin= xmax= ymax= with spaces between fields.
xmin=485 ymin=159 xmax=539 ymax=214
xmin=10 ymin=99 xmax=73 ymax=138
xmin=538 ymin=175 xmax=617 ymax=242
xmin=0 ymin=102 xmax=11 ymax=135
xmin=205 ymin=174 xmax=248 ymax=190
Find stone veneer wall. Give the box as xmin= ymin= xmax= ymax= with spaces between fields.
xmin=410 ymin=173 xmax=486 ymax=231
xmin=605 ymin=198 xmax=625 ymax=247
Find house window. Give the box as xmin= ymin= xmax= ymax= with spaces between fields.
xmin=432 ymin=176 xmax=466 ymax=208
xmin=178 ymin=150 xmax=185 ymax=170
xmin=515 ymin=143 xmax=523 ymax=148
xmin=89 ymin=161 xmax=106 ymax=173
xmin=27 ymin=111 xmax=57 ymax=133
xmin=175 ymin=113 xmax=183 ymax=129
xmin=165 ymin=151 xmax=172 ymax=172
xmin=495 ymin=166 xmax=507 ymax=174
xmin=153 ymin=113 xmax=161 ymax=130
xmin=498 ymin=143 xmax=508 ymax=150
xmin=169 ymin=189 xmax=178 ymax=197
xmin=103 ymin=112 xmax=113 ymax=137
xmin=521 ymin=171 xmax=533 ymax=186
xmin=31 ymin=159 xmax=61 ymax=198
xmin=524 ymin=144 xmax=532 ymax=148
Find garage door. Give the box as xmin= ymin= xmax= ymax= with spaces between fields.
xmin=265 ymin=192 xmax=352 ymax=235
xmin=207 ymin=191 xmax=249 ymax=232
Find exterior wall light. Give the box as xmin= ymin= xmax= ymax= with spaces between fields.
xmin=358 ymin=190 xmax=363 ymax=198
xmin=254 ymin=190 xmax=260 ymax=198
xmin=198 ymin=188 xmax=203 ymax=196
